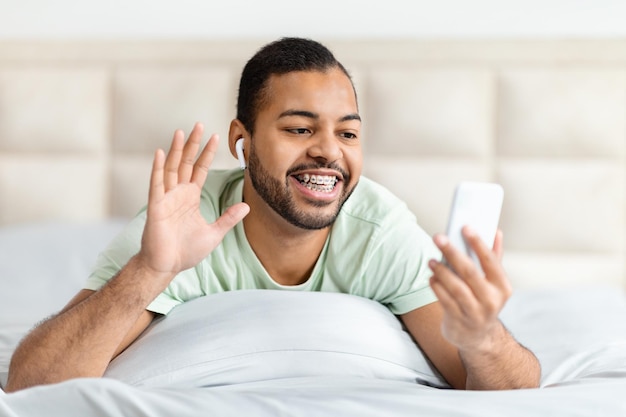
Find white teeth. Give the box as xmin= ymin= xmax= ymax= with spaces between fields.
xmin=296 ymin=174 xmax=338 ymax=193
xmin=297 ymin=174 xmax=337 ymax=184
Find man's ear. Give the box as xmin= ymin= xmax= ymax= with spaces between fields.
xmin=228 ymin=119 xmax=249 ymax=160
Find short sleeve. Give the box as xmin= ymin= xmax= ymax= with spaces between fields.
xmin=361 ymin=209 xmax=441 ymax=315
xmin=84 ymin=212 xmax=146 ymax=291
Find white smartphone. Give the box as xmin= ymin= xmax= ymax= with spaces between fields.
xmin=443 ymin=181 xmax=504 ymax=270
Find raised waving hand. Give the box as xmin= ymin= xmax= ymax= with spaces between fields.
xmin=137 ymin=122 xmax=250 ymax=279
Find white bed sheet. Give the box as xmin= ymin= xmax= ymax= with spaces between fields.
xmin=0 ymin=220 xmax=126 ymax=387
xmin=1 ymin=220 xmax=626 ymax=416
xmin=2 ymin=375 xmax=626 ymax=417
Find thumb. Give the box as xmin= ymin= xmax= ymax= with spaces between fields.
xmin=212 ymin=202 xmax=250 ymax=237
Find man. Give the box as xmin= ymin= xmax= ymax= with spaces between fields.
xmin=6 ymin=37 xmax=540 ymax=392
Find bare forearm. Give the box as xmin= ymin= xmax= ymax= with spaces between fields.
xmin=6 ymin=256 xmax=169 ymax=392
xmin=461 ymin=322 xmax=541 ymax=390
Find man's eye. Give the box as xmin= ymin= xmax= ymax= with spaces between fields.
xmin=288 ymin=128 xmax=310 ymax=134
xmin=341 ymin=132 xmax=358 ymax=140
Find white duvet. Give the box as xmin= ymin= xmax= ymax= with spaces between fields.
xmin=1 ymin=221 xmax=626 ymax=416
xmin=2 ymin=289 xmax=626 ymax=417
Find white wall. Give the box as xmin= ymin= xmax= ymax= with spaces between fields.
xmin=2 ymin=0 xmax=625 ymax=39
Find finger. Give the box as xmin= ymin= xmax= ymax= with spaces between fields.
xmin=493 ymin=229 xmax=504 ymax=261
xmin=191 ymin=133 xmax=219 ymax=187
xmin=434 ymin=233 xmax=484 ymax=287
xmin=203 ymin=202 xmax=250 ymax=247
xmin=428 ymin=259 xmax=479 ymax=318
xmin=178 ymin=122 xmax=204 ymax=183
xmin=450 ymin=227 xmax=506 ymax=302
xmin=216 ymin=202 xmax=250 ymax=232
xmin=429 ymin=273 xmax=463 ymax=319
xmin=164 ymin=130 xmax=185 ymax=192
xmin=464 ymin=227 xmax=511 ymax=296
xmin=148 ymin=148 xmax=166 ymax=205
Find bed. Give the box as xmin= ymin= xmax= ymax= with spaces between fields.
xmin=1 ymin=38 xmax=626 ymax=415
xmin=1 ymin=219 xmax=626 ymax=416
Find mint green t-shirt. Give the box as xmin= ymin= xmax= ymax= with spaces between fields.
xmin=85 ymin=170 xmax=440 ymax=315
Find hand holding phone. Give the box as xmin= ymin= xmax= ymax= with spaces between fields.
xmin=443 ymin=182 xmax=504 ymax=270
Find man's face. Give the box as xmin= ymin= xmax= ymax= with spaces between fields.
xmin=247 ymin=68 xmax=362 ymax=230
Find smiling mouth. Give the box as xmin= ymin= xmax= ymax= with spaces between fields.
xmin=295 ymin=174 xmax=339 ymax=193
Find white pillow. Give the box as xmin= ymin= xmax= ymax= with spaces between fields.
xmin=104 ymin=290 xmax=448 ymax=388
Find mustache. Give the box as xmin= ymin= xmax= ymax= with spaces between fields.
xmin=286 ymin=162 xmax=350 ymax=182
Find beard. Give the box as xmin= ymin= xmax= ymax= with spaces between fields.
xmin=247 ymin=141 xmax=356 ymax=230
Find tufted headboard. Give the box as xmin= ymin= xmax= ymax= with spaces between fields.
xmin=0 ymin=39 xmax=624 ymax=290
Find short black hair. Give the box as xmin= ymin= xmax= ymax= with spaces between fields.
xmin=236 ymin=37 xmax=355 ymax=136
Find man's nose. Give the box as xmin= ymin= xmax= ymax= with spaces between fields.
xmin=307 ymin=131 xmax=343 ymax=164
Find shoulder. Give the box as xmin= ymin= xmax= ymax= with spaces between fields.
xmin=334 ymin=176 xmax=437 ymax=254
xmin=332 ymin=176 xmax=427 ymax=252
xmin=202 ymin=169 xmax=244 ymax=196
xmin=327 ymin=176 xmax=439 ymax=310
xmin=339 ymin=176 xmax=415 ymax=226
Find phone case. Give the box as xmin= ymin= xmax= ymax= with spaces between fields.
xmin=444 ymin=181 xmax=504 ymax=268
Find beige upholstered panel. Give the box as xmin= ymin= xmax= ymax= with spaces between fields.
xmin=497 ymin=69 xmax=625 ymax=158
xmin=365 ymin=68 xmax=494 ymax=157
xmin=364 ymin=157 xmax=492 ymax=236
xmin=0 ymin=156 xmax=107 ymax=224
xmin=0 ymin=68 xmax=109 ymax=153
xmin=1 ymin=40 xmax=625 ymax=290
xmin=499 ymin=160 xmax=624 ymax=252
xmin=112 ymin=67 xmax=237 ymax=154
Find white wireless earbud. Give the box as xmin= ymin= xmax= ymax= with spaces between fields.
xmin=235 ymin=138 xmax=246 ymax=170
